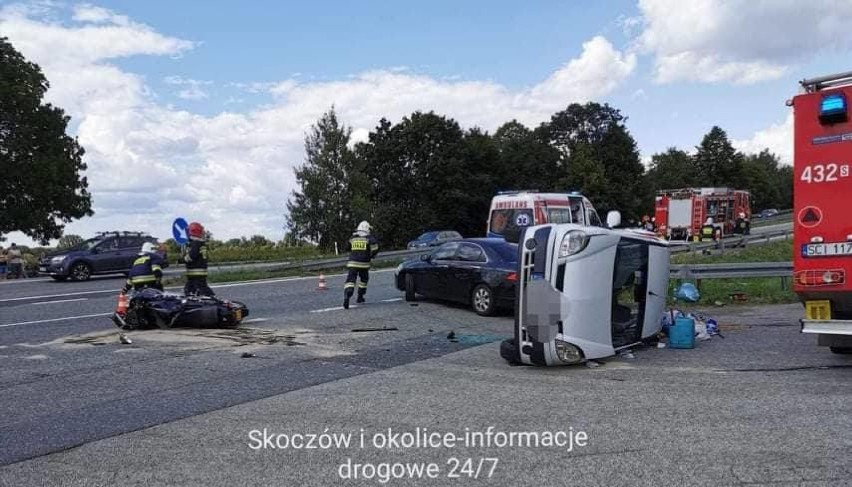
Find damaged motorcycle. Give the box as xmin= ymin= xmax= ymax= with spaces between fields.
xmin=112 ymin=288 xmax=249 ymax=331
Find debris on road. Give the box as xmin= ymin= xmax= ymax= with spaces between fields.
xmin=617 ymin=351 xmax=635 ymax=360
xmin=586 ymin=360 xmax=602 ymax=368
xmin=119 ymin=334 xmax=132 ymax=345
xmin=446 ymin=331 xmax=456 ymax=340
xmin=241 ymin=352 xmax=256 ymax=358
xmin=351 ymin=327 xmax=399 ymax=333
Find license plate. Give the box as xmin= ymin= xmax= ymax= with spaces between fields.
xmin=234 ymin=309 xmax=242 ymax=321
xmin=39 ymin=267 xmax=47 ymax=272
xmin=803 ymin=242 xmax=852 ymax=257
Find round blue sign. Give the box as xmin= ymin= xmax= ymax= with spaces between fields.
xmin=172 ymin=217 xmax=189 ymax=244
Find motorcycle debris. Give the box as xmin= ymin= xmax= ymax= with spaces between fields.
xmin=618 ymin=351 xmax=635 ymax=360
xmin=446 ymin=331 xmax=456 ymax=340
xmin=118 ymin=334 xmax=132 ymax=345
xmin=586 ymin=360 xmax=602 ymax=368
xmin=241 ymin=352 xmax=256 ymax=358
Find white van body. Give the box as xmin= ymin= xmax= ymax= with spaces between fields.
xmin=501 ymin=223 xmax=671 ymax=365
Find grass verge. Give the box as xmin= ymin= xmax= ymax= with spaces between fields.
xmin=670 ymin=239 xmax=797 ymax=305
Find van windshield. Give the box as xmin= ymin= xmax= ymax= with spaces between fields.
xmin=489 ymin=208 xmax=533 ymax=242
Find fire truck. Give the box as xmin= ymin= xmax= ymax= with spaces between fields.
xmin=793 ymin=71 xmax=852 ymax=354
xmin=654 ymin=187 xmax=751 ymax=241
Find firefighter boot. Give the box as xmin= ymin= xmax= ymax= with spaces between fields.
xmin=343 ymin=289 xmax=353 ymax=310
xmin=356 ymin=290 xmax=366 ymax=304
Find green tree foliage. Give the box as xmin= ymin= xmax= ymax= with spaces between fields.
xmin=646 ymin=148 xmax=699 ymax=190
xmin=287 ymin=107 xmax=366 ymax=251
xmin=57 ymin=234 xmax=84 ymax=250
xmin=694 ymin=126 xmax=743 ymax=186
xmin=492 ymin=120 xmax=560 ymax=192
xmin=741 ymin=150 xmax=793 ymax=210
xmin=358 ymin=112 xmax=468 ymax=248
xmin=0 ymin=37 xmax=93 ymax=243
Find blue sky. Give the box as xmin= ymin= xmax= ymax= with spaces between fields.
xmin=2 ymin=0 xmax=851 ymax=243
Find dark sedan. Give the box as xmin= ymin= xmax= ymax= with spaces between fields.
xmin=395 ymin=238 xmax=518 ymax=316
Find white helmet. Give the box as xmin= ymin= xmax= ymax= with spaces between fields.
xmin=356 ymin=221 xmax=371 ymax=234
xmin=705 ymin=217 xmax=714 ymax=225
xmin=141 ymin=242 xmax=157 ymax=254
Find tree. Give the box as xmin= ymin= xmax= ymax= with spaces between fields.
xmin=540 ymin=102 xmax=626 ymax=160
xmin=0 ymin=37 xmax=93 ymax=244
xmin=646 ymin=148 xmax=699 ymax=191
xmin=694 ymin=126 xmax=743 ymax=186
xmin=357 ymin=111 xmax=476 ymax=248
xmin=493 ymin=120 xmax=560 ymax=192
xmin=287 ymin=107 xmax=365 ymax=251
xmin=57 ymin=234 xmax=83 ymax=250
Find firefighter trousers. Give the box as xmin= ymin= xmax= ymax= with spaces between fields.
xmin=185 ymin=276 xmax=215 ymax=297
xmin=344 ymin=268 xmax=369 ymax=298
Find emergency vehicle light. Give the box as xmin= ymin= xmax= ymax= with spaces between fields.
xmin=818 ymin=92 xmax=848 ymax=124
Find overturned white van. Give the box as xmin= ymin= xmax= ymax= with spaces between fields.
xmin=500 ymin=222 xmax=671 ymax=366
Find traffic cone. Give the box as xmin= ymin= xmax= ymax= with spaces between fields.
xmin=317 ymin=273 xmax=329 ymax=291
xmin=116 ymin=292 xmax=129 ymax=315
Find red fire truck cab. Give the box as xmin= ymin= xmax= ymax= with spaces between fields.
xmin=794 ymin=71 xmax=852 ymax=354
xmin=654 ymin=187 xmax=751 ymax=241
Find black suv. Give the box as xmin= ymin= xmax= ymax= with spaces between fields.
xmin=39 ymin=231 xmax=169 ymax=281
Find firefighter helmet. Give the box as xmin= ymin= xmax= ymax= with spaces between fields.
xmin=141 ymin=242 xmax=157 ymax=254
xmin=357 ymin=221 xmax=371 ymax=234
xmin=188 ymin=222 xmax=205 ymax=239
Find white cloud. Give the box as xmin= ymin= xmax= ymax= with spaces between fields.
xmin=0 ymin=3 xmax=636 ymax=243
xmin=164 ymin=75 xmax=212 ymax=100
xmin=634 ymin=0 xmax=852 ymax=84
xmin=733 ymin=113 xmax=793 ymax=165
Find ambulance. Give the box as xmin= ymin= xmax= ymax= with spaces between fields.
xmin=793 ymin=71 xmax=852 ymax=354
xmin=487 ymin=191 xmax=613 ymax=242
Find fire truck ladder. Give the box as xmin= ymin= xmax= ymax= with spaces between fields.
xmin=801 ymin=71 xmax=852 ymax=92
xmin=691 ymin=200 xmax=704 ymax=237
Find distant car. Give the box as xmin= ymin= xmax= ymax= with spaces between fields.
xmin=39 ymin=231 xmax=168 ymax=282
xmin=395 ymin=238 xmax=518 ymax=316
xmin=758 ymin=208 xmax=780 ymax=218
xmin=406 ymin=230 xmax=463 ymax=249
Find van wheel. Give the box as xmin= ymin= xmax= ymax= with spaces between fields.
xmin=471 ymin=284 xmax=495 ymax=316
xmin=404 ymin=273 xmax=417 ymax=302
xmin=69 ymin=262 xmax=92 ymax=281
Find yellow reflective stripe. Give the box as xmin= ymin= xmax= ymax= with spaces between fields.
xmin=130 ymin=275 xmax=156 ymax=284
xmin=186 ymin=270 xmax=208 ymax=276
xmin=357 ymin=282 xmax=368 ymax=288
xmin=347 ymin=261 xmax=371 ymax=269
xmin=344 ymin=283 xmax=356 ymax=289
xmin=370 ymin=244 xmax=379 ymax=251
xmin=350 ymin=238 xmax=368 ymax=251
xmin=152 ymin=265 xmax=162 ymax=272
xmin=133 ymin=256 xmax=150 ymax=266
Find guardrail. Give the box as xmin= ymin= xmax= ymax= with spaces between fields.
xmin=670 ymin=261 xmax=792 ymax=279
xmin=202 ymin=247 xmax=432 ymax=275
xmin=668 ymin=229 xmax=792 ymax=255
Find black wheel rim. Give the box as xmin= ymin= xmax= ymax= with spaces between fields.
xmin=72 ymin=264 xmax=90 ymax=280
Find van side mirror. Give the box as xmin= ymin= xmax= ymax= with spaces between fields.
xmin=606 ymin=211 xmax=622 ymax=228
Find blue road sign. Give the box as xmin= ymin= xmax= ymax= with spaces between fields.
xmin=172 ymin=217 xmax=189 ymax=244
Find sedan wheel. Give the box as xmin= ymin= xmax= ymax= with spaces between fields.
xmin=70 ymin=262 xmax=92 ymax=281
xmin=404 ymin=273 xmax=417 ymax=302
xmin=471 ymin=284 xmax=495 ymax=316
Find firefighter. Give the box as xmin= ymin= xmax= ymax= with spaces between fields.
xmin=343 ymin=221 xmax=379 ymax=309
xmin=700 ymin=217 xmax=716 ymax=241
xmin=736 ymin=212 xmax=750 ymax=235
xmin=183 ymin=221 xmax=214 ymax=297
xmin=123 ymin=242 xmax=164 ymax=293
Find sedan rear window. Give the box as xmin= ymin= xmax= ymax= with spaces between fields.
xmin=492 ymin=243 xmax=519 ymax=263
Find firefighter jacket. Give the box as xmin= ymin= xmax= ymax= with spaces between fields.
xmin=700 ymin=224 xmax=716 ymax=240
xmin=184 ymin=239 xmax=209 ymax=277
xmin=126 ymin=253 xmax=163 ymax=287
xmin=345 ymin=233 xmax=379 ymax=269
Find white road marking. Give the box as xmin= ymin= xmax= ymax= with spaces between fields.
xmin=241 ymin=318 xmax=268 ymax=323
xmin=27 ymin=298 xmax=88 ymax=306
xmin=381 ymin=298 xmax=403 ymax=303
xmin=0 ymin=312 xmax=112 ymax=328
